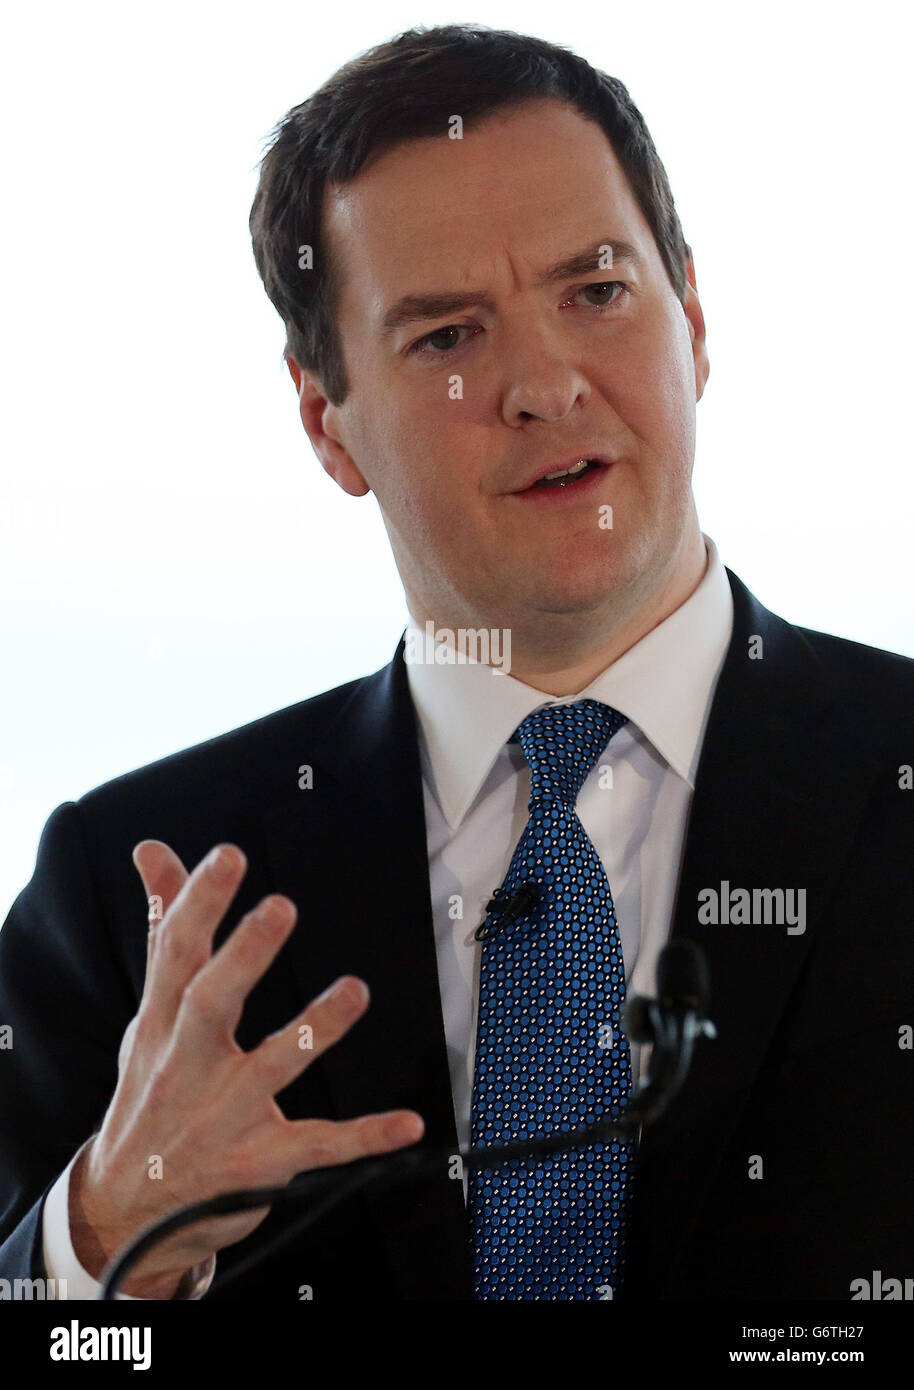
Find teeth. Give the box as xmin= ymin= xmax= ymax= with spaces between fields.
xmin=542 ymin=458 xmax=590 ymax=481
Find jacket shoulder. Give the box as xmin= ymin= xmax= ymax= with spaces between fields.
xmin=75 ymin=660 xmax=390 ymax=825
xmin=728 ymin=567 xmax=914 ymax=718
xmin=789 ymin=619 xmax=914 ymax=715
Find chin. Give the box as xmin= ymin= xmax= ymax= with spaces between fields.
xmin=518 ymin=553 xmax=634 ymax=615
xmin=516 ymin=580 xmax=627 ymax=620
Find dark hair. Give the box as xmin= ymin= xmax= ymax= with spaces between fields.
xmin=249 ymin=24 xmax=690 ymax=405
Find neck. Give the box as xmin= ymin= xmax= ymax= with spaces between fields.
xmin=409 ymin=525 xmax=708 ymax=698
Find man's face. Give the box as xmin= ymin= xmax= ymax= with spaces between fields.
xmin=304 ymin=98 xmax=708 ymax=634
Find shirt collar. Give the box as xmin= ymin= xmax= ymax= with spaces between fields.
xmin=404 ymin=533 xmax=734 ymax=830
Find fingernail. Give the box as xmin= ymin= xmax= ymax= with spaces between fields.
xmin=340 ymin=977 xmax=369 ymax=1006
xmin=206 ymin=845 xmax=238 ymax=878
xmin=319 ymin=976 xmax=368 ymax=1007
xmin=394 ymin=1113 xmax=424 ymax=1141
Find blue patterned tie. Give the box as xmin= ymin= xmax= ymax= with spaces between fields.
xmin=467 ymin=698 xmax=635 ymax=1300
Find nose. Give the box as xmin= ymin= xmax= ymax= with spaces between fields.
xmin=499 ymin=313 xmax=591 ymax=425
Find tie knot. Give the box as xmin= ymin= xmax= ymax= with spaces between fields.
xmin=510 ymin=698 xmax=627 ymax=808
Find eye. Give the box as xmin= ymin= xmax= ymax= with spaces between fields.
xmin=568 ymin=281 xmax=628 ymax=309
xmin=408 ymin=324 xmax=474 ymax=357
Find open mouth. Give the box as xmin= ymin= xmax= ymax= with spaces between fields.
xmin=528 ymin=458 xmax=604 ymax=489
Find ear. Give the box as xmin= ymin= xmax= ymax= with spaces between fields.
xmin=285 ymin=355 xmax=371 ymax=497
xmin=681 ymin=248 xmax=710 ymax=402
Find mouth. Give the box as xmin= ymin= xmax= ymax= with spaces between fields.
xmin=527 ymin=458 xmax=603 ymax=489
xmin=509 ymin=456 xmax=612 ymax=499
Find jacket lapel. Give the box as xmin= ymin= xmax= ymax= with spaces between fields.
xmin=625 ymin=567 xmax=884 ymax=1294
xmin=260 ymin=651 xmax=474 ymax=1299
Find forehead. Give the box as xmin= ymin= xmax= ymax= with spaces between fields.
xmin=322 ymin=99 xmax=658 ymax=311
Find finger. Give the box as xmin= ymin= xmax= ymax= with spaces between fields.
xmin=278 ymin=1110 xmax=426 ymax=1176
xmin=144 ymin=842 xmax=248 ymax=1029
xmin=173 ymin=894 xmax=299 ymax=1055
xmin=133 ymin=839 xmax=190 ymax=917
xmin=133 ymin=840 xmax=190 ymax=984
xmin=239 ymin=975 xmax=371 ymax=1100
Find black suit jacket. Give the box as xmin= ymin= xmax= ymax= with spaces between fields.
xmin=1 ymin=567 xmax=913 ymax=1300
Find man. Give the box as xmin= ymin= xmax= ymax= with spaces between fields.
xmin=1 ymin=24 xmax=912 ymax=1302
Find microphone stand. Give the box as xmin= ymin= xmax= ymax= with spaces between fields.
xmin=99 ymin=941 xmax=715 ymax=1299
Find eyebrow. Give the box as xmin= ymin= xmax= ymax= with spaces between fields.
xmin=380 ymin=238 xmax=643 ymax=334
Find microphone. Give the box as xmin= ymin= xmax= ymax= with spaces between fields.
xmin=474 ymin=881 xmax=539 ymax=940
xmin=659 ymin=937 xmax=711 ymax=1012
xmin=623 ymin=938 xmax=716 ymax=1125
xmin=99 ymin=938 xmax=714 ymax=1299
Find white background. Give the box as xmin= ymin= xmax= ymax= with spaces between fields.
xmin=2 ymin=0 xmax=911 ymax=914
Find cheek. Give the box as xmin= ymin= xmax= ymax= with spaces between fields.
xmin=350 ymin=405 xmax=474 ymax=553
xmin=615 ymin=315 xmax=697 ymax=462
xmin=361 ymin=387 xmax=483 ymax=510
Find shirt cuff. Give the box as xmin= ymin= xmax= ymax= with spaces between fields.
xmin=42 ymin=1139 xmax=216 ymax=1300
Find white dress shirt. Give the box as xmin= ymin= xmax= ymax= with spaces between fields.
xmin=405 ymin=532 xmax=733 ymax=1153
xmin=42 ymin=531 xmax=733 ymax=1296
